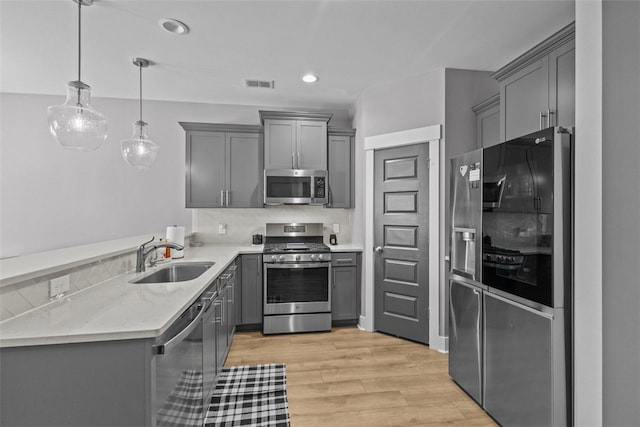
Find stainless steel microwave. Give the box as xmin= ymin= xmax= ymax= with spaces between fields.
xmin=264 ymin=169 xmax=328 ymax=205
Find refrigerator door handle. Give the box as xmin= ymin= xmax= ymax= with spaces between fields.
xmin=476 ymin=289 xmax=482 ymax=397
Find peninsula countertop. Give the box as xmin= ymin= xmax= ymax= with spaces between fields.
xmin=0 ymin=244 xmax=363 ymax=348
xmin=0 ymin=245 xmax=260 ymax=348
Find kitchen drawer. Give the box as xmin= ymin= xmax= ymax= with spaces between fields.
xmin=332 ymin=253 xmax=357 ymax=266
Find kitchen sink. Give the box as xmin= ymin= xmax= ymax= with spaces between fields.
xmin=132 ymin=262 xmax=214 ymax=284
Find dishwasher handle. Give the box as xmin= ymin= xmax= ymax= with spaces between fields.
xmin=154 ymin=304 xmax=205 ymax=355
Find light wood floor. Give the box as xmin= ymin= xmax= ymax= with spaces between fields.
xmin=224 ymin=327 xmax=496 ymax=426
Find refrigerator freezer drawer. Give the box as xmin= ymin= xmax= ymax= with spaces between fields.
xmin=483 ymin=292 xmax=568 ymax=426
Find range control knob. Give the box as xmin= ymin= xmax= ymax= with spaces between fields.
xmin=295 ymin=254 xmax=301 ymax=261
xmin=310 ymin=254 xmax=318 ymax=261
xmin=271 ymin=255 xmax=277 ymax=262
xmin=279 ymin=255 xmax=285 ymax=262
xmin=318 ymin=254 xmax=324 ymax=261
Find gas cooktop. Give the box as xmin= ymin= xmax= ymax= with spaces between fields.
xmin=263 ymin=242 xmax=331 ymax=254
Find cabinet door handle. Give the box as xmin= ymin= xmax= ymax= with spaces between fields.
xmin=226 ymin=190 xmax=230 ymax=206
xmin=539 ymin=111 xmax=547 ymax=130
xmin=547 ymin=109 xmax=554 ymax=127
xmin=220 ymin=190 xmax=225 ymax=206
xmin=297 ymin=152 xmax=301 ymax=169
xmin=335 ymin=258 xmax=353 ymax=264
xmin=292 ymin=152 xmax=295 ymax=168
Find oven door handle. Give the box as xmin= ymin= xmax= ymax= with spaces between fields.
xmin=265 ymin=262 xmax=331 ymax=269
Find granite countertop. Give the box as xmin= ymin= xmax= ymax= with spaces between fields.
xmin=0 ymin=243 xmax=363 ymax=348
xmin=0 ymin=245 xmax=261 ymax=348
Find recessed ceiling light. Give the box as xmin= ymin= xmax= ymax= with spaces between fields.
xmin=159 ymin=18 xmax=190 ymax=35
xmin=302 ymin=74 xmax=319 ymax=83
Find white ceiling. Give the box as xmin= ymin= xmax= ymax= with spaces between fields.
xmin=1 ymin=0 xmax=574 ymax=110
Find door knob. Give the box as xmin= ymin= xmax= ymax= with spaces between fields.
xmin=374 ymin=246 xmax=383 ymax=254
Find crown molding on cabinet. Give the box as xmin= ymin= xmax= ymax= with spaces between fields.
xmin=178 ymin=122 xmax=263 ymax=133
xmin=258 ymin=110 xmax=333 ymax=124
xmin=491 ymin=21 xmax=575 ymax=82
xmin=472 ymin=93 xmax=500 ymax=114
xmin=328 ymin=127 xmax=356 ymax=137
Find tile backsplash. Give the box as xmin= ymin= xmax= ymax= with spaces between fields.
xmin=0 ymin=252 xmax=136 ymax=322
xmin=193 ymin=206 xmax=353 ymax=245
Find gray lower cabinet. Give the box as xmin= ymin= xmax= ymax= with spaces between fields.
xmin=240 ymin=254 xmax=263 ymax=326
xmin=180 ymin=123 xmax=264 ymax=208
xmin=1 ymin=339 xmax=154 ymax=426
xmin=327 ymin=129 xmax=356 ymax=208
xmin=217 ymin=261 xmax=237 ymax=369
xmin=216 ymin=285 xmax=229 ymax=369
xmin=493 ymin=22 xmax=575 ymax=141
xmin=331 ymin=252 xmax=361 ymax=323
xmin=0 ymin=265 xmax=241 ymax=427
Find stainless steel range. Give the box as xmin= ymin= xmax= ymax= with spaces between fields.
xmin=263 ymin=223 xmax=332 ymax=334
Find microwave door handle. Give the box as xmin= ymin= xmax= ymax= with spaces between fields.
xmin=153 ymin=305 xmax=205 ymax=355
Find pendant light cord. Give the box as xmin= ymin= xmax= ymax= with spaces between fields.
xmin=139 ymin=62 xmax=143 ymax=122
xmin=77 ymin=0 xmax=82 ymax=83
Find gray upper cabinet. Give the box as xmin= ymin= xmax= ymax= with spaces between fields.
xmin=493 ymin=22 xmax=575 ymax=142
xmin=180 ymin=123 xmax=264 ymax=208
xmin=327 ymin=128 xmax=356 ymax=208
xmin=260 ymin=111 xmax=332 ymax=170
xmin=472 ymin=94 xmax=500 ymax=148
xmin=227 ymin=133 xmax=264 ymax=207
xmin=549 ymin=40 xmax=575 ymax=132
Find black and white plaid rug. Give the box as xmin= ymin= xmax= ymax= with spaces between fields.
xmin=205 ymin=364 xmax=290 ymax=427
xmin=157 ymin=370 xmax=204 ymax=427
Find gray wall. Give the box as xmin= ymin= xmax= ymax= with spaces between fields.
xmin=442 ymin=69 xmax=498 ymax=335
xmin=351 ymin=70 xmax=447 ymax=249
xmin=0 ymin=93 xmax=351 ymax=257
xmin=350 ymin=69 xmax=497 ymax=338
xmin=602 ymin=1 xmax=640 ymax=424
xmin=350 ymin=69 xmax=446 ymax=323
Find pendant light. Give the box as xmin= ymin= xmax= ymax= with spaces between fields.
xmin=121 ymin=58 xmax=159 ymax=170
xmin=47 ymin=0 xmax=108 ymax=151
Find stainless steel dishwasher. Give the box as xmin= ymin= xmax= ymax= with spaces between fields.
xmin=153 ymin=280 xmax=217 ymax=427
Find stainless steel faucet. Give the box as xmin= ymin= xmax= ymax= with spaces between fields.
xmin=135 ymin=236 xmax=185 ymax=273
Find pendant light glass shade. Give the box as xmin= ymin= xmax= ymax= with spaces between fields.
xmin=121 ymin=57 xmax=158 ymax=170
xmin=47 ymin=0 xmax=108 ymax=151
xmin=47 ymin=81 xmax=108 ymax=151
xmin=121 ymin=120 xmax=159 ymax=170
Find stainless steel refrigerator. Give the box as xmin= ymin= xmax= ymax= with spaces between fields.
xmin=449 ymin=127 xmax=572 ymax=426
xmin=449 ymin=148 xmax=485 ymax=405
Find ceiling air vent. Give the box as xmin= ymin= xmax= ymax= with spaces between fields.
xmin=244 ymin=79 xmax=275 ymax=89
